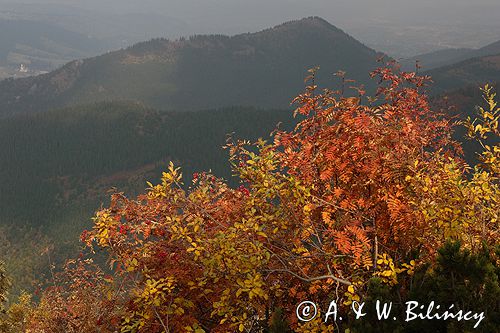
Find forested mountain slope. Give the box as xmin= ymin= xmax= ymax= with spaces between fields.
xmin=0 ymin=102 xmax=294 ymax=228
xmin=0 ymin=17 xmax=383 ymax=116
xmin=401 ymin=38 xmax=500 ymax=71
xmin=426 ymin=53 xmax=500 ymax=94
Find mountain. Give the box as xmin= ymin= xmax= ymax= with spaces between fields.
xmin=426 ymin=53 xmax=500 ymax=94
xmin=401 ymin=38 xmax=500 ymax=71
xmin=0 ymin=19 xmax=110 ymax=79
xmin=400 ymin=48 xmax=474 ymax=72
xmin=478 ymin=39 xmax=500 ymax=55
xmin=0 ymin=17 xmax=384 ymax=117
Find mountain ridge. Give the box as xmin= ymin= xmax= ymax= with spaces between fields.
xmin=402 ymin=38 xmax=500 ymax=71
xmin=0 ymin=17 xmax=384 ymax=117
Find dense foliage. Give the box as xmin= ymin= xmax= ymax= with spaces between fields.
xmin=1 ymin=66 xmax=498 ymax=332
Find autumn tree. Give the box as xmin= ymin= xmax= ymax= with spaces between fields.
xmin=19 ymin=65 xmax=499 ymax=332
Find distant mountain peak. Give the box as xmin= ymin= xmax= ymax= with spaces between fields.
xmin=127 ymin=17 xmax=346 ymax=52
xmin=296 ymin=16 xmax=336 ymax=27
xmin=267 ymin=16 xmax=342 ymax=33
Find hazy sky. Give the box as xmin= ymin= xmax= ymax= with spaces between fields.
xmin=2 ymin=0 xmax=500 ymax=56
xmin=8 ymin=0 xmax=500 ymax=30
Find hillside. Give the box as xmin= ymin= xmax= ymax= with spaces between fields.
xmin=0 ymin=19 xmax=109 ymax=78
xmin=436 ymin=81 xmax=499 ymax=115
xmin=426 ymin=53 xmax=500 ymax=94
xmin=401 ymin=38 xmax=500 ymax=71
xmin=479 ymin=39 xmax=500 ymax=56
xmin=0 ymin=102 xmax=294 ymax=231
xmin=0 ymin=17 xmax=384 ymax=117
xmin=400 ymin=48 xmax=474 ymax=72
xmin=427 ymin=81 xmax=499 ymax=169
